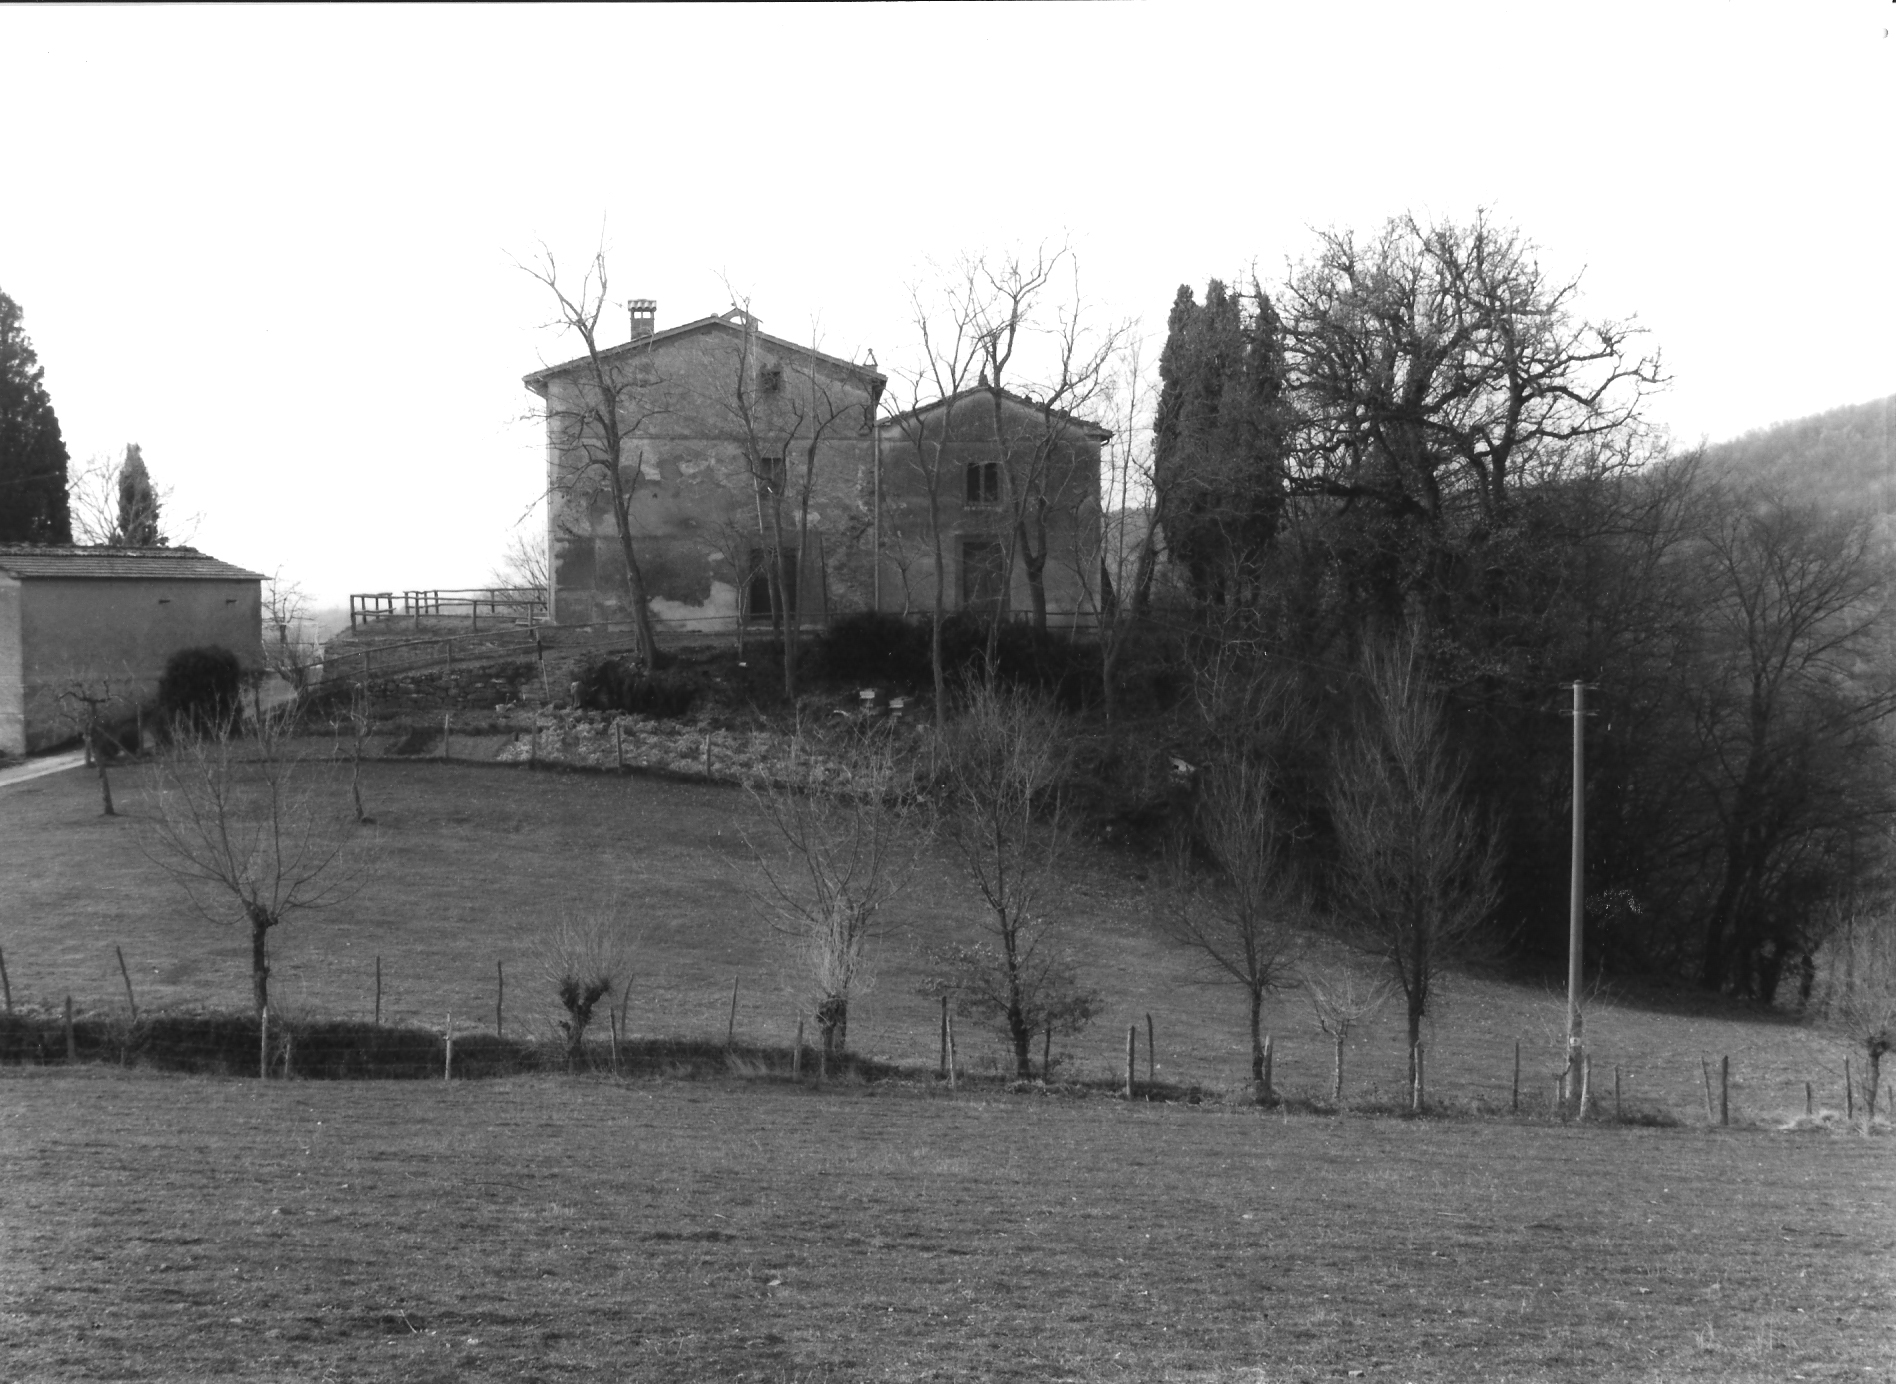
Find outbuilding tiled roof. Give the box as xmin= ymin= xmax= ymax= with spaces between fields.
xmin=0 ymin=544 xmax=266 ymax=581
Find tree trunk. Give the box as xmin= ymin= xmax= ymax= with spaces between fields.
xmin=1332 ymin=1033 xmax=1345 ymax=1101
xmin=1406 ymin=1000 xmax=1424 ymax=1089
xmin=249 ymin=914 xmax=271 ymax=1018
xmin=1249 ymin=986 xmax=1265 ymax=1086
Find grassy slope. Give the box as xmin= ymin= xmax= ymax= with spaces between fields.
xmin=2 ymin=1071 xmax=1891 ymax=1383
xmin=0 ymin=756 xmax=1859 ymax=1122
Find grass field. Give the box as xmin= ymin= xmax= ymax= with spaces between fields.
xmin=2 ymin=1069 xmax=1892 ymax=1383
xmin=0 ymin=754 xmax=1866 ymax=1123
xmin=4 ymin=754 xmax=1895 ymax=1381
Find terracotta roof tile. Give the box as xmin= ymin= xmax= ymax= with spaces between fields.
xmin=0 ymin=545 xmax=266 ymax=581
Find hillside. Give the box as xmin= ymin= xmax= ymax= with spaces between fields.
xmin=1701 ymin=392 xmax=1895 ymax=511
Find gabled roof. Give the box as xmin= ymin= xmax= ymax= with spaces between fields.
xmin=0 ymin=545 xmax=267 ymax=581
xmin=878 ymin=385 xmax=1112 ymax=441
xmin=523 ymin=309 xmax=885 ymax=395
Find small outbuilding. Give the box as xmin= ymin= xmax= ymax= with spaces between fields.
xmin=0 ymin=544 xmax=264 ymax=756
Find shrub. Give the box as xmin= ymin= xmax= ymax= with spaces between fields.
xmin=574 ymin=657 xmax=697 ymax=718
xmin=157 ymin=646 xmax=244 ymax=735
xmin=813 ymin=611 xmax=931 ymax=688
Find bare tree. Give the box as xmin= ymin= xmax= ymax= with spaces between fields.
xmin=143 ymin=711 xmax=374 ymax=1016
xmin=488 ymin=524 xmax=550 ymax=609
xmin=927 ymin=681 xmax=1098 ymax=1077
xmin=262 ymin=570 xmax=318 ymax=704
xmin=1811 ymin=902 xmax=1896 ymax=1130
xmin=713 ymin=299 xmax=867 ymax=698
xmin=1163 ymin=754 xmax=1305 ymax=1098
xmin=56 ymin=677 xmax=133 ymax=815
xmin=746 ymin=722 xmax=926 ymax=1057
xmin=966 ymin=248 xmax=1124 ymax=643
xmin=1328 ymin=633 xmax=1497 ymax=1084
xmin=521 ymin=247 xmax=664 ymax=666
xmin=1303 ymin=960 xmax=1395 ymax=1102
xmin=887 ymin=275 xmax=986 ymax=726
xmin=67 ymin=444 xmax=195 ymax=547
xmin=539 ymin=906 xmax=636 ymax=1065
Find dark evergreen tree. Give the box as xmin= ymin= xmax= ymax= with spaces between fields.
xmin=0 ymin=290 xmax=72 ymax=543
xmin=1151 ymin=279 xmax=1289 ymax=608
xmin=114 ymin=443 xmax=165 ymax=546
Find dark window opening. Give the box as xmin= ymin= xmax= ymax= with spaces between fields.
xmin=965 ymin=461 xmax=1001 ymax=505
xmin=760 ymin=363 xmax=784 ymax=393
xmin=758 ymin=455 xmax=785 ymax=496
xmin=747 ymin=547 xmax=798 ymax=620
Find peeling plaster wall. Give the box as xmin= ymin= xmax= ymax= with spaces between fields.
xmin=874 ymin=393 xmax=1103 ymax=626
xmin=542 ymin=321 xmax=879 ymax=632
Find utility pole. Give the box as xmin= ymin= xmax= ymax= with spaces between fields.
xmin=1567 ymin=679 xmax=1586 ymax=1113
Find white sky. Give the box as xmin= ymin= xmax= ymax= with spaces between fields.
xmin=4 ymin=2 xmax=1891 ymax=605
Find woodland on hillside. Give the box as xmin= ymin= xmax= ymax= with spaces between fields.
xmin=1103 ymin=215 xmax=1895 ymax=1006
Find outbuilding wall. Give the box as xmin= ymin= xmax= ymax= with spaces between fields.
xmin=7 ymin=576 xmax=262 ymax=754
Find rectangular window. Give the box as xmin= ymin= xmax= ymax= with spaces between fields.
xmin=760 ymin=363 xmax=784 ymax=393
xmin=758 ymin=455 xmax=785 ymax=496
xmin=965 ymin=461 xmax=1000 ymax=506
xmin=747 ymin=547 xmax=798 ymax=620
xmin=961 ymin=538 xmax=1006 ymax=613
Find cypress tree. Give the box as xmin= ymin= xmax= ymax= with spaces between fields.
xmin=0 ymin=290 xmax=72 ymax=543
xmin=115 ymin=443 xmax=165 ymax=546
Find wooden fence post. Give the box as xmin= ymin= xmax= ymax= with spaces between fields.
xmin=946 ymin=1010 xmax=957 ymax=1091
xmin=115 ymin=945 xmax=138 ymax=1023
xmin=607 ymin=1009 xmax=619 ymax=1077
xmin=1042 ymin=1026 xmax=1051 ymax=1080
xmin=1125 ymin=1024 xmax=1136 ymax=1100
xmin=374 ymin=956 xmax=382 ymax=1025
xmin=0 ymin=944 xmax=11 ymax=1013
xmin=1845 ymin=1057 xmax=1854 ymax=1122
xmin=444 ymin=1013 xmax=453 ymax=1082
xmin=1511 ymin=1040 xmax=1521 ymax=1114
xmin=1719 ymin=1055 xmax=1730 ymax=1127
xmin=1580 ymin=1054 xmax=1592 ymax=1119
xmin=496 ymin=960 xmax=504 ymax=1038
xmin=1805 ymin=1081 xmax=1813 ymax=1117
xmin=615 ymin=719 xmax=624 ymax=770
xmin=1145 ymin=1013 xmax=1155 ymax=1087
xmin=938 ymin=995 xmax=948 ymax=1077
xmin=703 ymin=732 xmax=712 ymax=780
xmin=442 ymin=711 xmax=451 ymax=761
xmin=1701 ymin=1057 xmax=1716 ymax=1123
xmin=64 ymin=995 xmax=76 ymax=1062
xmin=726 ymin=975 xmax=739 ymax=1048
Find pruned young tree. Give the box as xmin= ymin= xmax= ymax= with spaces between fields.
xmin=488 ymin=523 xmax=550 ymax=611
xmin=539 ymin=906 xmax=635 ymax=1065
xmin=1302 ymin=959 xmax=1395 ymax=1102
xmin=746 ymin=722 xmax=926 ymax=1058
xmin=1329 ymin=634 xmax=1498 ymax=1084
xmin=926 ymin=681 xmax=1098 ymax=1077
xmin=1811 ymin=905 xmax=1896 ymax=1130
xmin=142 ymin=710 xmax=374 ymax=1017
xmin=1163 ymin=754 xmax=1305 ymax=1098
xmin=56 ymin=677 xmax=133 ymax=816
xmin=521 ymin=247 xmax=664 ymax=667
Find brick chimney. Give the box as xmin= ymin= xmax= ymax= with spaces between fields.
xmin=628 ymin=299 xmax=656 ymax=342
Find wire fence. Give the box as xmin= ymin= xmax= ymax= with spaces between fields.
xmin=2 ymin=938 xmax=1884 ymax=1131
